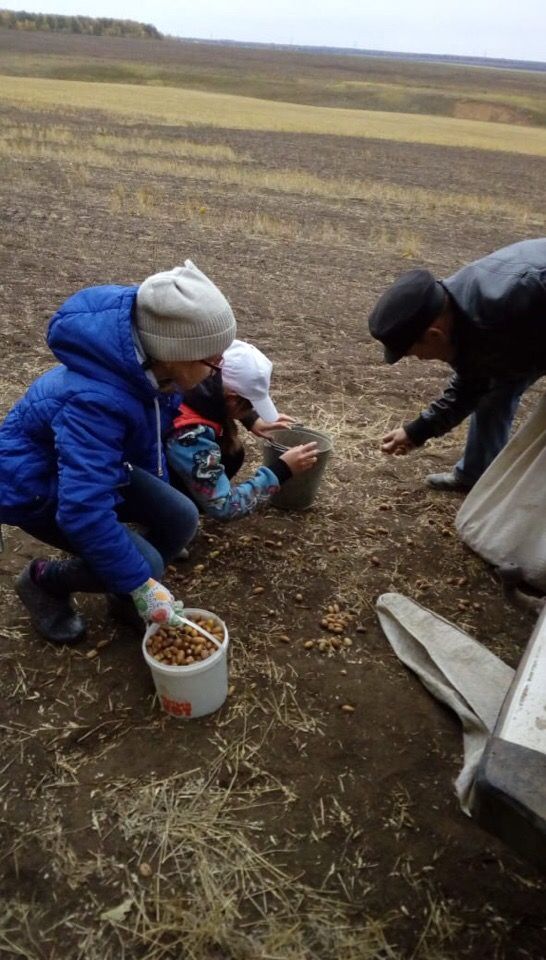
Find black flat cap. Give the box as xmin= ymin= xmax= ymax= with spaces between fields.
xmin=368 ymin=269 xmax=446 ymax=363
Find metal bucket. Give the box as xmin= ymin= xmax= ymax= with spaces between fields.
xmin=263 ymin=426 xmax=333 ymax=510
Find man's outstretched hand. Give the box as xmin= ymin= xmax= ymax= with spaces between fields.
xmin=381 ymin=427 xmax=415 ymax=455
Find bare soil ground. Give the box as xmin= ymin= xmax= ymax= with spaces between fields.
xmin=0 ymin=98 xmax=545 ymax=958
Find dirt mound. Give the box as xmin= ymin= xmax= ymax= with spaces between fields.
xmin=453 ymin=99 xmax=530 ymax=124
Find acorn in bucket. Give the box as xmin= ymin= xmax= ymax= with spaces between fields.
xmin=142 ymin=608 xmax=229 ymax=720
xmin=146 ymin=615 xmax=224 ymax=666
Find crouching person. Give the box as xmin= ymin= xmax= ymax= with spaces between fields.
xmin=0 ymin=260 xmax=236 ymax=644
xmin=166 ymin=339 xmax=318 ymax=519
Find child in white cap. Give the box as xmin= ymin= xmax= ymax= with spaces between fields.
xmin=166 ymin=339 xmax=318 ymax=520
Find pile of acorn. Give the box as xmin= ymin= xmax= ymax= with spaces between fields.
xmin=320 ymin=603 xmax=353 ymax=634
xmin=296 ymin=603 xmax=355 ymax=655
xmin=303 ymin=635 xmax=352 ymax=653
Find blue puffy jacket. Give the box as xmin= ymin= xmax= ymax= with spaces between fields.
xmin=0 ymin=284 xmax=178 ymax=593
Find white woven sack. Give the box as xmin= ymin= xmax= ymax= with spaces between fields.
xmin=456 ymin=394 xmax=546 ymax=591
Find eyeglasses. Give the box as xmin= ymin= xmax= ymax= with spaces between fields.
xmin=201 ymin=356 xmax=224 ymax=373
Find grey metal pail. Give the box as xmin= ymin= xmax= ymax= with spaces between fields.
xmin=263 ymin=426 xmax=333 ymax=510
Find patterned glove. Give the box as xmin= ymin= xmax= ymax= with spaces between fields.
xmin=172 ymin=600 xmax=186 ymax=618
xmin=131 ymin=579 xmax=184 ymax=626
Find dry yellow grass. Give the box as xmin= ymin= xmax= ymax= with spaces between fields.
xmin=0 ymin=131 xmax=535 ymax=225
xmin=3 ymin=74 xmax=546 ymax=157
xmin=0 ymin=120 xmax=240 ymax=161
xmin=93 ymin=132 xmax=239 ymax=161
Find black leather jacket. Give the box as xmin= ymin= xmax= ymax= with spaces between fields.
xmin=404 ymin=238 xmax=546 ymax=446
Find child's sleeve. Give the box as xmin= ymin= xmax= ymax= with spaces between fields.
xmin=166 ymin=425 xmax=291 ymax=521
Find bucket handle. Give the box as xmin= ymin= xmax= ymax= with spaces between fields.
xmin=263 ymin=421 xmax=304 ymax=444
xmin=178 ymin=615 xmax=223 ymax=650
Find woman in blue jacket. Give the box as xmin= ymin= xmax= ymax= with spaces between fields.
xmin=0 ymin=260 xmax=236 ymax=644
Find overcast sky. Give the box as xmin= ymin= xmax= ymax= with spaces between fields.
xmin=2 ymin=0 xmax=545 ymax=61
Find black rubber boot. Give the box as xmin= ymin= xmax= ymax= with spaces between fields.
xmin=106 ymin=594 xmax=145 ymax=633
xmin=15 ymin=562 xmax=86 ymax=645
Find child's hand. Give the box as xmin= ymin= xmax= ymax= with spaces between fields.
xmin=280 ymin=442 xmax=318 ymax=474
xmin=131 ymin=578 xmax=184 ymax=626
xmin=251 ymin=413 xmax=296 ymax=438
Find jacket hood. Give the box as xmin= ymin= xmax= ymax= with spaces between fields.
xmin=47 ymin=284 xmax=157 ymax=399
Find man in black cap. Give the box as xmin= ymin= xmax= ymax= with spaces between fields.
xmin=368 ymin=238 xmax=546 ymax=490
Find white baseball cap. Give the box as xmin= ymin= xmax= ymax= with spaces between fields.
xmin=221 ymin=339 xmax=279 ymax=422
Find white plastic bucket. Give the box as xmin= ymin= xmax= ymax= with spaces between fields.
xmin=142 ymin=608 xmax=229 ymax=719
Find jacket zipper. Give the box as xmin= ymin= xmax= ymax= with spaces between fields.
xmin=122 ymin=400 xmax=164 ymax=482
xmin=154 ymin=397 xmax=164 ymax=477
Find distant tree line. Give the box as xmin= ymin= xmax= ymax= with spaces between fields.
xmin=0 ymin=9 xmax=162 ymax=38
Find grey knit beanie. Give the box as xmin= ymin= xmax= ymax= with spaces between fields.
xmin=135 ymin=260 xmax=236 ymax=362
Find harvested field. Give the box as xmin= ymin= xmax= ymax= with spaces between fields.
xmin=3 ymin=74 xmax=546 ymax=156
xmin=0 ymin=43 xmax=545 ymax=959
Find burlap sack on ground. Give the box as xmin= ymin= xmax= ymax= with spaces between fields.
xmin=456 ymin=395 xmax=546 ymax=591
xmin=376 ymin=593 xmax=513 ymax=813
